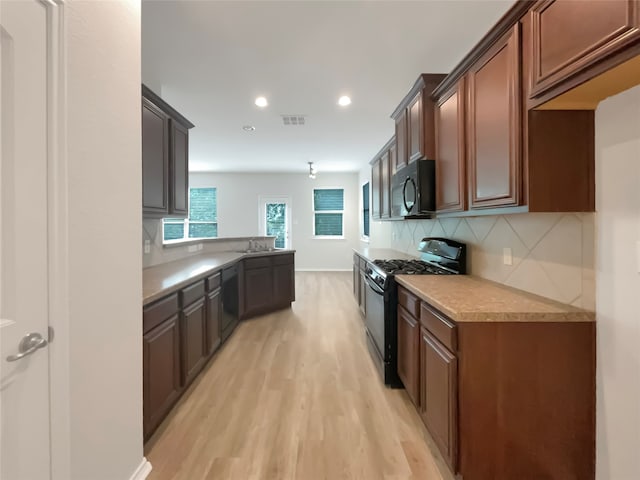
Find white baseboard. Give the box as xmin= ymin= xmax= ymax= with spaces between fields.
xmin=295 ymin=268 xmax=351 ymax=272
xmin=129 ymin=458 xmax=152 ymax=480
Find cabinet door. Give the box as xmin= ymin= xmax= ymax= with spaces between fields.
xmin=181 ymin=298 xmax=207 ymax=386
xmin=143 ymin=315 xmax=181 ymax=440
xmin=206 ymin=288 xmax=221 ymax=356
xmin=380 ymin=150 xmax=391 ymax=218
xmin=407 ymin=91 xmax=423 ymax=163
xmin=530 ymin=0 xmax=640 ymax=98
xmin=371 ymin=159 xmax=381 ymax=219
xmin=353 ymin=262 xmax=359 ymax=300
xmin=170 ymin=121 xmax=189 ymax=216
xmin=244 ymin=266 xmax=273 ymax=315
xmin=468 ymin=24 xmax=521 ymax=209
xmin=359 ymin=270 xmax=366 ymax=317
xmin=273 ymin=262 xmax=295 ymax=307
xmin=394 ymin=111 xmax=408 ymax=172
xmin=435 ymin=80 xmax=466 ymax=212
xmin=398 ymin=306 xmax=420 ymax=407
xmin=142 ymin=98 xmax=169 ymax=216
xmin=420 ymin=328 xmax=458 ymax=472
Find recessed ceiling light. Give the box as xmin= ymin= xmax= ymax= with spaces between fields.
xmin=242 ymin=125 xmax=256 ymax=131
xmin=338 ymin=95 xmax=351 ymax=106
xmin=255 ymin=96 xmax=268 ymax=107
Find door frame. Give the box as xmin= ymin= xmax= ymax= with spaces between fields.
xmin=258 ymin=195 xmax=292 ymax=249
xmin=42 ymin=1 xmax=72 ymax=479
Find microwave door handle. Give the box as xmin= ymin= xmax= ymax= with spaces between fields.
xmin=402 ymin=177 xmax=415 ymax=213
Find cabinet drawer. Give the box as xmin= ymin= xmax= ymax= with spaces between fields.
xmin=143 ymin=293 xmax=179 ymax=333
xmin=244 ymin=256 xmax=271 ymax=270
xmin=398 ymin=286 xmax=420 ymax=318
xmin=420 ymin=302 xmax=457 ymax=352
xmin=181 ymin=279 xmax=205 ymax=307
xmin=206 ymin=272 xmax=221 ymax=291
xmin=272 ymin=253 xmax=294 ymax=266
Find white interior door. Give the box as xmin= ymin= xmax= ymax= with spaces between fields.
xmin=0 ymin=1 xmax=52 ymax=478
xmin=259 ymin=196 xmax=292 ymax=249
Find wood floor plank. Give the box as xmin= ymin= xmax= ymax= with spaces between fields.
xmin=146 ymin=272 xmax=453 ymax=480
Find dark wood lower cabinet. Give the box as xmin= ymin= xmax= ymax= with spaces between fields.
xmin=243 ymin=266 xmax=272 ymax=315
xmin=273 ymin=262 xmax=295 ymax=307
xmin=420 ymin=327 xmax=457 ymax=472
xmin=144 ymin=253 xmax=295 ymax=441
xmin=181 ymin=298 xmax=207 ymax=386
xmin=397 ymin=305 xmax=420 ymax=407
xmin=206 ymin=287 xmax=221 ymax=356
xmin=143 ymin=315 xmax=181 ymax=440
xmin=395 ymin=291 xmax=596 ymax=480
xmin=241 ymin=253 xmax=295 ymax=320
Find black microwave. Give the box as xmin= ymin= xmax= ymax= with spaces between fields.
xmin=390 ymin=159 xmax=436 ymax=219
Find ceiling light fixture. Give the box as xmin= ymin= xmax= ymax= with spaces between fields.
xmin=338 ymin=95 xmax=351 ymax=106
xmin=242 ymin=125 xmax=256 ymax=131
xmin=308 ymin=162 xmax=316 ymax=179
xmin=255 ymin=96 xmax=268 ymax=107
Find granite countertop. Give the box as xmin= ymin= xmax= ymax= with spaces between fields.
xmin=143 ymin=249 xmax=295 ymax=305
xmin=353 ymin=246 xmax=417 ymax=262
xmin=395 ymin=275 xmax=595 ymax=323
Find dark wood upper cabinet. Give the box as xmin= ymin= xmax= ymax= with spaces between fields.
xmin=435 ymin=80 xmax=466 ymax=213
xmin=397 ymin=305 xmax=420 ymax=407
xmin=407 ymin=92 xmax=423 ymax=163
xmin=380 ymin=150 xmax=391 ymax=218
xmin=394 ymin=111 xmax=408 ymax=173
xmin=371 ymin=158 xmax=381 ymax=219
xmin=420 ymin=327 xmax=458 ymax=473
xmin=142 ymin=99 xmax=169 ymax=216
xmin=467 ymin=24 xmax=521 ymax=209
xmin=142 ymin=85 xmax=194 ymax=218
xmin=391 ymin=74 xmax=446 ymax=172
xmin=170 ymin=121 xmax=189 ymax=216
xmin=370 ymin=136 xmax=394 ymax=220
xmin=529 ymin=0 xmax=640 ymax=99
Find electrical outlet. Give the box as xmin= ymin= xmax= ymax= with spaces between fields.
xmin=503 ymin=247 xmax=513 ymax=266
xmin=198 ymin=243 xmax=203 ymax=251
xmin=187 ymin=244 xmax=198 ymax=253
xmin=144 ymin=240 xmax=150 ymax=254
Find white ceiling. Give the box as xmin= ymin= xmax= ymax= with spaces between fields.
xmin=142 ymin=0 xmax=514 ymax=174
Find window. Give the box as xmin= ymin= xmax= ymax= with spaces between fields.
xmin=163 ymin=187 xmax=218 ymax=243
xmin=362 ymin=182 xmax=370 ymax=238
xmin=313 ymin=188 xmax=344 ymax=237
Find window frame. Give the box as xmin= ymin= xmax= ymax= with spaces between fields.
xmin=312 ymin=187 xmax=345 ymax=239
xmin=162 ymin=186 xmax=218 ymax=244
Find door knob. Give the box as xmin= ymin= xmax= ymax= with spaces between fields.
xmin=6 ymin=332 xmax=48 ymax=362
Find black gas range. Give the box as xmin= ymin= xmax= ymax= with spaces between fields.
xmin=363 ymin=238 xmax=466 ymax=386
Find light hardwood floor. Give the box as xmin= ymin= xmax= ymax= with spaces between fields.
xmin=145 ymin=271 xmax=454 ymax=480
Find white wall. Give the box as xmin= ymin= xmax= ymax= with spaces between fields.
xmin=190 ymin=172 xmax=359 ymax=270
xmin=65 ymin=1 xmax=143 ymax=479
xmin=595 ymin=85 xmax=640 ymax=480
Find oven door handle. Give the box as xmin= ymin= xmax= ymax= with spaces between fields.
xmin=365 ymin=276 xmax=385 ymax=296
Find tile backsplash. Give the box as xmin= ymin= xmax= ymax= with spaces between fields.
xmin=390 ymin=213 xmax=595 ymax=310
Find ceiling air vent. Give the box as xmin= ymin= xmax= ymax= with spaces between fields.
xmin=281 ymin=115 xmax=306 ymax=126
